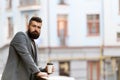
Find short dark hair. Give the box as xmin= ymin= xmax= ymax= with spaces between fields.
xmin=29 ymin=16 xmax=42 ymax=25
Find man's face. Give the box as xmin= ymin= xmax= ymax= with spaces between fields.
xmin=28 ymin=21 xmax=42 ymax=39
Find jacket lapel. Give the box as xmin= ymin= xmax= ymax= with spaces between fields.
xmin=31 ymin=41 xmax=38 ymax=65
xmin=24 ymin=32 xmax=37 ymax=64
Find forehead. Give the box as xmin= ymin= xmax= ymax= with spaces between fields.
xmin=30 ymin=21 xmax=42 ymax=25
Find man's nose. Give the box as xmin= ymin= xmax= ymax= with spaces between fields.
xmin=34 ymin=27 xmax=38 ymax=30
xmin=35 ymin=27 xmax=40 ymax=32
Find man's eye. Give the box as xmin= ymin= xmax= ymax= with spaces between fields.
xmin=32 ymin=25 xmax=36 ymax=27
xmin=38 ymin=27 xmax=41 ymax=29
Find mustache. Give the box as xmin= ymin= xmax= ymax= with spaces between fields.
xmin=32 ymin=31 xmax=38 ymax=34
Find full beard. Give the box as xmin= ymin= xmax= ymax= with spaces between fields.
xmin=27 ymin=29 xmax=40 ymax=39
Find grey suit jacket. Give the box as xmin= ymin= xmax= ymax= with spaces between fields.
xmin=1 ymin=32 xmax=41 ymax=80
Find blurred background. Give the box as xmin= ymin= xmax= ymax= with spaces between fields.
xmin=0 ymin=0 xmax=120 ymax=80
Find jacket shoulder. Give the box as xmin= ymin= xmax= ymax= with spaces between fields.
xmin=10 ymin=31 xmax=27 ymax=44
xmin=14 ymin=31 xmax=27 ymax=38
xmin=15 ymin=31 xmax=25 ymax=35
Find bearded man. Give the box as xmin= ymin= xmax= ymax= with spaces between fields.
xmin=1 ymin=17 xmax=52 ymax=80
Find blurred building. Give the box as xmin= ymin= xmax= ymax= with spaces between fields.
xmin=0 ymin=0 xmax=120 ymax=80
xmin=103 ymin=0 xmax=120 ymax=80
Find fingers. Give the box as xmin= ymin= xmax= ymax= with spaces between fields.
xmin=52 ymin=65 xmax=55 ymax=72
xmin=36 ymin=72 xmax=48 ymax=78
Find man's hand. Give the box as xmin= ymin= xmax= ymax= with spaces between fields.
xmin=36 ymin=72 xmax=48 ymax=79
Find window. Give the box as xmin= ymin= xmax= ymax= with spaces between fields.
xmin=20 ymin=0 xmax=40 ymax=6
xmin=25 ymin=14 xmax=29 ymax=29
xmin=8 ymin=17 xmax=14 ymax=38
xmin=119 ymin=0 xmax=120 ymax=13
xmin=104 ymin=60 xmax=114 ymax=80
xmin=59 ymin=61 xmax=70 ymax=76
xmin=87 ymin=14 xmax=100 ymax=36
xmin=88 ymin=61 xmax=100 ymax=80
xmin=6 ymin=0 xmax=12 ymax=9
xmin=117 ymin=64 xmax=120 ymax=80
xmin=117 ymin=32 xmax=120 ymax=41
xmin=57 ymin=15 xmax=68 ymax=46
xmin=118 ymin=0 xmax=120 ymax=14
xmin=58 ymin=0 xmax=67 ymax=5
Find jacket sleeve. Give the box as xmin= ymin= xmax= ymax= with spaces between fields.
xmin=10 ymin=32 xmax=40 ymax=74
xmin=39 ymin=67 xmax=47 ymax=72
